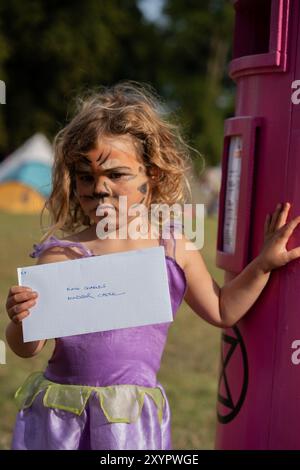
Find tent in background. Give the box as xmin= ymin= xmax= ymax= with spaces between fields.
xmin=0 ymin=133 xmax=53 ymax=213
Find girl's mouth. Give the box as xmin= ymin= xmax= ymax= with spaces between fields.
xmin=94 ymin=205 xmax=116 ymax=217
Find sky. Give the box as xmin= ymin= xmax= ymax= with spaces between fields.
xmin=138 ymin=0 xmax=166 ymax=24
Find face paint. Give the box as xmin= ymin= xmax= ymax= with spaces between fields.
xmin=73 ymin=135 xmax=151 ymax=229
xmin=137 ymin=182 xmax=148 ymax=194
xmin=130 ymin=196 xmax=146 ymax=208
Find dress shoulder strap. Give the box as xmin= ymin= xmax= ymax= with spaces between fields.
xmin=29 ymin=236 xmax=93 ymax=259
xmin=159 ymin=220 xmax=183 ymax=261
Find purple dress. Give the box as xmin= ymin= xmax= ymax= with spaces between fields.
xmin=11 ymin=225 xmax=187 ymax=450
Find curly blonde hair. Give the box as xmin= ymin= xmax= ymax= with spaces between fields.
xmin=40 ymin=80 xmax=198 ymax=242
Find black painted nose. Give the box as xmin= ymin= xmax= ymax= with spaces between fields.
xmin=92 ymin=191 xmax=110 ymax=200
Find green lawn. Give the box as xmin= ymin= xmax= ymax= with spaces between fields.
xmin=0 ymin=211 xmax=223 ymax=450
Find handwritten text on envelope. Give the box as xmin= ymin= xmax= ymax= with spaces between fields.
xmin=17 ymin=246 xmax=173 ymax=342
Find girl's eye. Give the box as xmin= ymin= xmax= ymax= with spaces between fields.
xmin=78 ymin=172 xmax=129 ymax=182
xmin=109 ymin=173 xmax=127 ymax=180
xmin=79 ymin=175 xmax=94 ymax=183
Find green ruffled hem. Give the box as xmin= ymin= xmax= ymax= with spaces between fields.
xmin=14 ymin=372 xmax=165 ymax=425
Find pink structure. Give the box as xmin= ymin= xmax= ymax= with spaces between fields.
xmin=215 ymin=0 xmax=300 ymax=449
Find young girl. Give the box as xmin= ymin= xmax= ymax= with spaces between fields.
xmin=5 ymin=81 xmax=300 ymax=451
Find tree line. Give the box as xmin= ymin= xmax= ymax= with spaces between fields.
xmin=0 ymin=0 xmax=234 ymax=170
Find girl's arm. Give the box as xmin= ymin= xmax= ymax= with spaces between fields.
xmin=181 ymin=202 xmax=300 ymax=328
xmin=5 ymin=247 xmax=70 ymax=358
xmin=6 ymin=314 xmax=46 ymax=358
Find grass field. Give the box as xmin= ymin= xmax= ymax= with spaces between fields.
xmin=0 ymin=211 xmax=224 ymax=450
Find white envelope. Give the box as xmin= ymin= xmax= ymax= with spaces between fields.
xmin=17 ymin=246 xmax=173 ymax=342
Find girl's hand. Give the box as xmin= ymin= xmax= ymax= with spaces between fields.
xmin=5 ymin=286 xmax=38 ymax=324
xmin=257 ymin=202 xmax=300 ymax=273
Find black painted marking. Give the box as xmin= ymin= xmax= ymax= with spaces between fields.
xmin=217 ymin=325 xmax=248 ymax=424
xmin=137 ymin=182 xmax=148 ymax=194
xmin=80 ymin=156 xmax=91 ymax=165
xmin=97 ymin=152 xmax=111 ymax=166
xmin=131 ymin=197 xmax=145 ymax=208
xmin=79 ymin=194 xmax=94 ymax=200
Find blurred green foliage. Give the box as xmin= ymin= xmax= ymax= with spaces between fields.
xmin=0 ymin=0 xmax=234 ymax=168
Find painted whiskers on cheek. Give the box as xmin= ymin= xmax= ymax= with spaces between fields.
xmin=131 ymin=197 xmax=145 ymax=209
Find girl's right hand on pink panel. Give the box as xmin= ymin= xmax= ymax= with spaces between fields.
xmin=258 ymin=202 xmax=300 ymax=272
xmin=5 ymin=286 xmax=38 ymax=324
